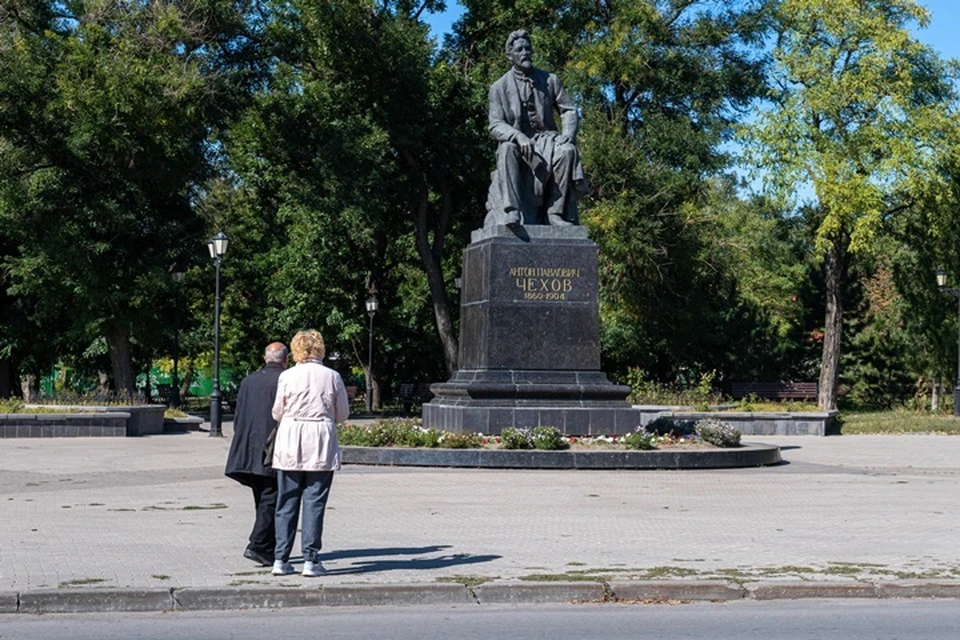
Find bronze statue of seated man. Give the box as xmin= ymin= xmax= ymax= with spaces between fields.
xmin=484 ymin=29 xmax=589 ymax=229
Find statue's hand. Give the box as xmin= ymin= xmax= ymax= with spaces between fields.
xmin=515 ymin=134 xmax=533 ymax=162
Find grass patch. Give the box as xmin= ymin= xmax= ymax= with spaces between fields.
xmin=640 ymin=566 xmax=701 ymax=579
xmin=142 ymin=503 xmax=227 ymax=511
xmin=891 ymin=569 xmax=958 ymax=579
xmin=732 ymin=399 xmax=819 ymax=412
xmin=435 ymin=575 xmax=498 ymax=587
xmin=152 ymin=574 xmax=171 ymax=581
xmin=756 ymin=565 xmax=817 ymax=575
xmin=59 ymin=578 xmax=107 ymax=587
xmin=518 ymin=572 xmax=611 ymax=582
xmin=840 ymin=411 xmax=960 ymax=434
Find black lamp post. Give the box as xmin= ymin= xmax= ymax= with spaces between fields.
xmin=170 ymin=270 xmax=185 ymax=408
xmin=936 ymin=268 xmax=960 ymax=417
xmin=208 ymin=232 xmax=229 ymax=436
xmin=365 ymin=294 xmax=379 ymax=414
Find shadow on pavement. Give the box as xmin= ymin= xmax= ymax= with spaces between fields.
xmin=321 ymin=545 xmax=453 ymax=560
xmin=313 ymin=546 xmax=502 ymax=575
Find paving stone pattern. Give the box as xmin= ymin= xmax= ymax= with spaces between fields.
xmin=1 ymin=429 xmax=960 ymax=605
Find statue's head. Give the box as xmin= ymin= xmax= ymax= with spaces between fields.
xmin=505 ymin=29 xmax=533 ymax=73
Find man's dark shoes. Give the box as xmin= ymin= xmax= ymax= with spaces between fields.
xmin=243 ymin=548 xmax=273 ymax=567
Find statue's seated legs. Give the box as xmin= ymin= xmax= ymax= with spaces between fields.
xmin=486 ymin=140 xmax=579 ymax=228
xmin=543 ymin=142 xmax=577 ymax=226
xmin=493 ymin=142 xmax=537 ymax=227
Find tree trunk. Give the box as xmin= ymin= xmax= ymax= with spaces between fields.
xmin=932 ymin=375 xmax=941 ymax=412
xmin=143 ymin=363 xmax=153 ymax=404
xmin=179 ymin=364 xmax=194 ymax=401
xmin=410 ymin=179 xmax=458 ymax=376
xmin=362 ymin=368 xmax=380 ymax=411
xmin=104 ymin=322 xmax=136 ymax=395
xmin=21 ymin=373 xmax=36 ymax=403
xmin=97 ymin=371 xmax=110 ymax=394
xmin=0 ymin=359 xmax=11 ymax=398
xmin=818 ymin=238 xmax=848 ymax=411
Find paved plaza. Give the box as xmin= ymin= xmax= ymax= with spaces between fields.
xmin=1 ymin=426 xmax=959 ymax=610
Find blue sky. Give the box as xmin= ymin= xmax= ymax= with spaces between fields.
xmin=912 ymin=0 xmax=960 ymax=62
xmin=424 ymin=1 xmax=960 ymax=63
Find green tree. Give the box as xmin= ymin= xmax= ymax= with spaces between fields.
xmin=743 ymin=0 xmax=959 ymax=409
xmin=888 ymin=148 xmax=960 ymax=411
xmin=218 ymin=0 xmax=486 ymax=407
xmin=0 ymin=0 xmax=252 ymax=392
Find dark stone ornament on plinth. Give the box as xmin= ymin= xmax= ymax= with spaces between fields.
xmin=422 ymin=225 xmax=643 ymax=435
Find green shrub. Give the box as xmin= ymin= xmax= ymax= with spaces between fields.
xmin=621 ymin=430 xmax=656 ymax=450
xmin=531 ymin=426 xmax=569 ymax=450
xmin=439 ymin=431 xmax=483 ymax=448
xmin=694 ymin=418 xmax=741 ymax=447
xmin=500 ymin=427 xmax=533 ymax=449
xmin=0 ymin=398 xmax=25 ymax=413
xmin=337 ymin=418 xmax=442 ymax=448
xmin=416 ymin=428 xmax=445 ymax=448
xmin=32 ymin=391 xmax=146 ymax=406
xmin=736 ymin=394 xmax=759 ymax=412
xmin=625 ymin=368 xmax=722 ymax=406
xmin=337 ymin=423 xmax=375 ymax=446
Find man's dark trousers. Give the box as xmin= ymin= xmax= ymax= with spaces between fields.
xmin=225 ymin=361 xmax=284 ymax=560
xmin=247 ymin=475 xmax=278 ymax=555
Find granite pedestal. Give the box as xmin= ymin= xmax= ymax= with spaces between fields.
xmin=423 ymin=225 xmax=643 ymax=435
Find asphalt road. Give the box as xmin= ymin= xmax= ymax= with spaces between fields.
xmin=2 ymin=599 xmax=960 ymax=639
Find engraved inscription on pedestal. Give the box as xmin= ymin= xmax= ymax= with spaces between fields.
xmin=459 ymin=230 xmax=599 ymax=371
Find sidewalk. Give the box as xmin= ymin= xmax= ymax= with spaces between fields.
xmin=2 ymin=426 xmax=960 ymax=612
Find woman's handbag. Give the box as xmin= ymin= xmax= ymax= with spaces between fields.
xmin=262 ymin=427 xmax=277 ymax=468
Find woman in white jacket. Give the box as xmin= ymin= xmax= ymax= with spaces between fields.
xmin=270 ymin=329 xmax=349 ymax=577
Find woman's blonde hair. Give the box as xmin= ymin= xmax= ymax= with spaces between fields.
xmin=290 ymin=329 xmax=325 ymax=363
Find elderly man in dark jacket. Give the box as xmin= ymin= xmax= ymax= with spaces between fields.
xmin=225 ymin=342 xmax=288 ymax=566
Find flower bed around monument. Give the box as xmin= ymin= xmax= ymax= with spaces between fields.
xmin=337 ymin=417 xmax=742 ymax=451
xmin=336 ymin=419 xmax=782 ymax=470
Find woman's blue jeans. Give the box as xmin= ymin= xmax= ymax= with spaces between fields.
xmin=274 ymin=470 xmax=335 ymax=563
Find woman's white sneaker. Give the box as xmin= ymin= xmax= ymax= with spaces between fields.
xmin=302 ymin=560 xmax=327 ymax=577
xmin=272 ymin=560 xmax=295 ymax=576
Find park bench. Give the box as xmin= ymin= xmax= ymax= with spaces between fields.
xmin=731 ymin=381 xmax=818 ymax=400
xmin=397 ymin=383 xmax=434 ymax=413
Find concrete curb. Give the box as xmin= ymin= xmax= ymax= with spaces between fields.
xmin=341 ymin=442 xmax=782 ymax=470
xmin=609 ymin=580 xmax=747 ymax=602
xmin=173 ymin=588 xmax=324 ymax=611
xmin=747 ymin=581 xmax=880 ymax=600
xmin=472 ymin=581 xmax=608 ymax=604
xmin=0 ymin=591 xmax=19 ymax=614
xmin=7 ymin=580 xmax=960 ymax=614
xmin=18 ymin=588 xmax=174 ymax=614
